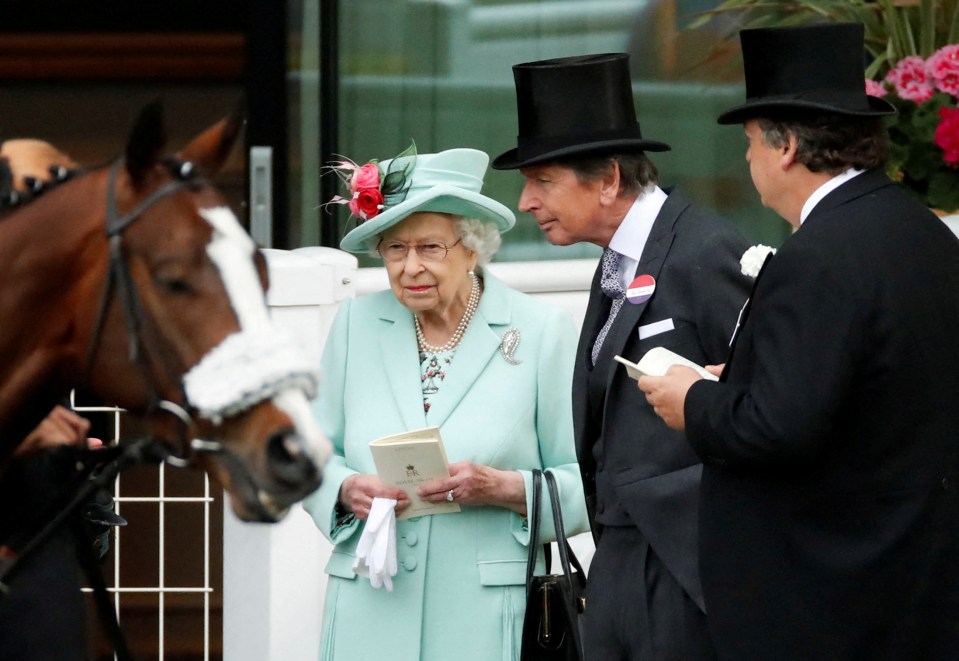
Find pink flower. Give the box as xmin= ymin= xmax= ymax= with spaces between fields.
xmin=934 ymin=106 xmax=959 ymax=166
xmin=324 ymin=143 xmax=415 ymax=222
xmin=886 ymin=56 xmax=935 ymax=102
xmin=865 ymin=78 xmax=887 ymax=98
xmin=350 ymin=162 xmax=381 ymax=192
xmin=345 ymin=162 xmax=384 ymax=220
xmin=349 ymin=187 xmax=385 ymax=220
xmin=928 ymin=44 xmax=959 ymax=98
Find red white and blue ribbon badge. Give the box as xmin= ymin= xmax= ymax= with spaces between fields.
xmin=626 ymin=274 xmax=656 ymax=304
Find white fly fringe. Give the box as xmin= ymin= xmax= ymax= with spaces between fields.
xmin=183 ymin=327 xmax=318 ymax=424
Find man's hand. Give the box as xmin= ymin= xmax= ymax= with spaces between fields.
xmin=637 ymin=365 xmax=703 ymax=431
xmin=16 ymin=405 xmax=101 ymax=456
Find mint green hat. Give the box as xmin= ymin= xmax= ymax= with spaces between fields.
xmin=338 ymin=148 xmax=515 ymax=253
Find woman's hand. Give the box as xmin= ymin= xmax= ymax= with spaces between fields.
xmin=338 ymin=474 xmax=410 ymax=521
xmin=418 ymin=462 xmax=527 ymax=516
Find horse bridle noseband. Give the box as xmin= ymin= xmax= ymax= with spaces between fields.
xmin=85 ymin=158 xmax=222 ymax=466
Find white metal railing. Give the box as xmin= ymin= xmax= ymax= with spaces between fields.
xmin=72 ymin=394 xmax=216 ymax=660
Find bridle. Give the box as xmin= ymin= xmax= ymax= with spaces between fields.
xmin=85 ymin=158 xmax=223 ymax=466
xmin=81 ymin=157 xmax=319 ymax=466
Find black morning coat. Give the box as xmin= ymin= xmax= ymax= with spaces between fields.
xmin=574 ymin=186 xmax=752 ymax=610
xmin=687 ymin=169 xmax=959 ymax=660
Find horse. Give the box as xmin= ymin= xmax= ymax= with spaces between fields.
xmin=0 ymin=101 xmax=330 ymax=522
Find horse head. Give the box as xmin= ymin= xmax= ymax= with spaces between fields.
xmin=0 ymin=101 xmax=330 ymax=522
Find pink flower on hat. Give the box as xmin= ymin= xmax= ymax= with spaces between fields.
xmin=351 ymin=163 xmax=381 ymax=193
xmin=347 ymin=163 xmax=385 ymax=220
xmin=935 ymin=106 xmax=959 ymax=166
xmin=886 ymin=56 xmax=935 ymax=102
xmin=323 ymin=142 xmax=417 ymax=224
xmin=349 ymin=187 xmax=385 ymax=220
xmin=928 ymin=44 xmax=959 ymax=98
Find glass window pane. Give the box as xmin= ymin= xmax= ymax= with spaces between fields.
xmin=327 ymin=0 xmax=788 ymax=263
xmin=289 ymin=0 xmax=323 ymax=248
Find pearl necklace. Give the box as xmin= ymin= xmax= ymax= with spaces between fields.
xmin=415 ymin=272 xmax=481 ymax=353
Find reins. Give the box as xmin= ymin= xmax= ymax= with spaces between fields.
xmin=0 ymin=438 xmax=167 ymax=661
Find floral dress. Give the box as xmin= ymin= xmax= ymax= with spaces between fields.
xmin=419 ymin=348 xmax=454 ymax=414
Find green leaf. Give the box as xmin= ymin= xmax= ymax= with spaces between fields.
xmin=948 ymin=0 xmax=959 ymax=45
xmin=920 ymin=0 xmax=936 ymax=56
xmin=380 ymin=141 xmax=417 ymax=204
xmin=691 ymin=0 xmax=945 ymax=73
xmin=928 ymin=169 xmax=959 ymax=212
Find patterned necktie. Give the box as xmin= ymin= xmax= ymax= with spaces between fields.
xmin=591 ymin=248 xmax=625 ymax=365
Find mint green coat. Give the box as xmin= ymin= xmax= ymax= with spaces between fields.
xmin=302 ymin=272 xmax=587 ymax=661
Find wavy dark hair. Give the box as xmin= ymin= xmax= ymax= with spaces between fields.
xmin=757 ymin=114 xmax=889 ymax=175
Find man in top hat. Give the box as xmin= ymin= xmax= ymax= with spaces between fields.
xmin=493 ymin=53 xmax=752 ymax=659
xmin=640 ymin=23 xmax=959 ymax=659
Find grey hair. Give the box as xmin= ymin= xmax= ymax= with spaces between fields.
xmin=557 ymin=152 xmax=660 ymax=195
xmin=368 ymin=213 xmax=502 ymax=264
xmin=454 ymin=216 xmax=501 ymax=266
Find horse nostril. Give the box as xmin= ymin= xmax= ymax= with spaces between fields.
xmin=267 ymin=429 xmax=299 ymax=464
xmin=267 ymin=430 xmax=320 ymax=488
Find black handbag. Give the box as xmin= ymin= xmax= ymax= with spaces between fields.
xmin=521 ymin=469 xmax=587 ymax=661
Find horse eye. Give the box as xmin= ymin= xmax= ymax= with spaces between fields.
xmin=157 ymin=277 xmax=193 ymax=294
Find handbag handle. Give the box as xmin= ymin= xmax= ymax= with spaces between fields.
xmin=525 ymin=469 xmax=543 ymax=587
xmin=544 ymin=470 xmax=585 ymax=581
xmin=525 ymin=469 xmax=585 ymax=588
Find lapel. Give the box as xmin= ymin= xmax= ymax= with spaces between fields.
xmin=379 ymin=296 xmax=429 ymax=432
xmin=576 ymin=264 xmax=607 ymax=370
xmin=721 ymin=251 xmax=774 ymax=381
xmin=599 ymin=189 xmax=684 ymax=384
xmin=421 ymin=272 xmax=512 ymax=429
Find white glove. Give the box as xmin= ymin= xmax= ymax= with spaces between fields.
xmin=352 ymin=497 xmax=398 ymax=591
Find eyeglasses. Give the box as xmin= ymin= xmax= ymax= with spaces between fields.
xmin=376 ymin=238 xmax=463 ymax=263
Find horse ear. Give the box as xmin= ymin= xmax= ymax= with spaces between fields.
xmin=178 ymin=97 xmax=245 ymax=177
xmin=125 ymin=99 xmax=167 ymax=186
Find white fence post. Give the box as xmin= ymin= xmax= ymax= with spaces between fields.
xmin=222 ymin=247 xmax=356 ymax=661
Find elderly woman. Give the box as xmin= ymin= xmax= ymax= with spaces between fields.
xmin=303 ymin=147 xmax=587 ymax=660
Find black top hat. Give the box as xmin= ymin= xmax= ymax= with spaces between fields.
xmin=491 ymin=53 xmax=670 ymax=170
xmin=717 ymin=23 xmax=896 ymax=125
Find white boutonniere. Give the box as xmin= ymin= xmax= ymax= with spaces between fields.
xmin=740 ymin=244 xmax=777 ymax=278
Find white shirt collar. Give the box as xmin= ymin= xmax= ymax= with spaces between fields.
xmin=608 ymin=185 xmax=667 ymax=286
xmin=609 ymin=185 xmax=667 ymax=259
xmin=800 ymin=168 xmax=863 ymax=225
